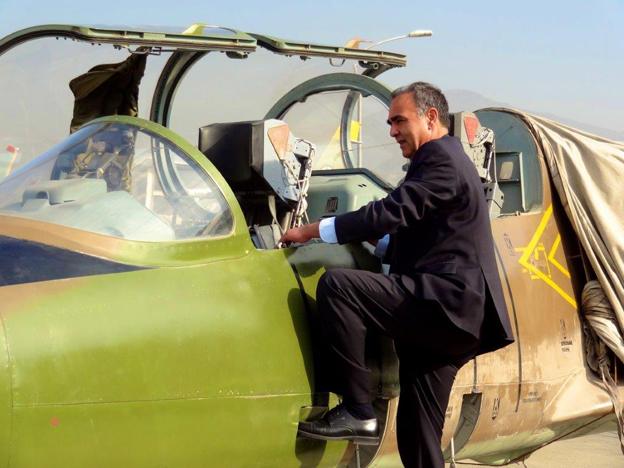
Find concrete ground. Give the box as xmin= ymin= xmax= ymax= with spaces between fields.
xmin=449 ymin=423 xmax=622 ymax=468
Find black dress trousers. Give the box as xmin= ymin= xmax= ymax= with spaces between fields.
xmin=316 ymin=268 xmax=479 ymax=468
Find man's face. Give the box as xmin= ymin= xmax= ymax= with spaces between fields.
xmin=387 ymin=93 xmax=431 ymax=158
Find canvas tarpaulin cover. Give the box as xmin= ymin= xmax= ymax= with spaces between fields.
xmin=494 ymin=109 xmax=624 ymax=357
xmin=492 ymin=109 xmax=624 ymax=449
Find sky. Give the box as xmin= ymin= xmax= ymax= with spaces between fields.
xmin=0 ymin=0 xmax=622 ymax=134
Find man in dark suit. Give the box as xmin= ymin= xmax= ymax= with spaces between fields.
xmin=281 ymin=82 xmax=514 ymax=467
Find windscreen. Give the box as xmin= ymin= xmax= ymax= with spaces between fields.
xmin=0 ymin=121 xmax=232 ymax=241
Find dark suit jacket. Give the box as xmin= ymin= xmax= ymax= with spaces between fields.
xmin=334 ymin=135 xmax=514 ymax=355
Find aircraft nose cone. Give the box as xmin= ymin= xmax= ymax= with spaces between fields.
xmin=0 ymin=320 xmax=11 ymax=464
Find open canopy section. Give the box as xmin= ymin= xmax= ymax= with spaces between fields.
xmin=0 ymin=24 xmax=258 ymax=56
xmin=0 ymin=24 xmax=406 ymax=182
xmin=0 ymin=24 xmax=406 ymax=65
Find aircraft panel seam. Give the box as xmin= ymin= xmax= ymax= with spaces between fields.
xmin=494 ymin=242 xmax=522 ymax=412
xmin=0 ymin=312 xmax=13 ymax=467
xmin=12 ymin=392 xmax=314 ymax=408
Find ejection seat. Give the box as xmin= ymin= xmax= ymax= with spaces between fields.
xmin=198 ymin=120 xmax=314 ymax=249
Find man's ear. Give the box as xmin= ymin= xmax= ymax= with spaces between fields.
xmin=426 ymin=107 xmax=439 ymax=126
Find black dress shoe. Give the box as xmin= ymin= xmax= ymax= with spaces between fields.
xmin=298 ymin=404 xmax=379 ymax=445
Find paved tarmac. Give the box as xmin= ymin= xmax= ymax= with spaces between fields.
xmin=448 ymin=423 xmax=622 ymax=468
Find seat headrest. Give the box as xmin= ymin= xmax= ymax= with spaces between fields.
xmin=198 ymin=121 xmax=265 ymax=186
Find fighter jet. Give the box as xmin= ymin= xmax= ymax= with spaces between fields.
xmin=0 ymin=24 xmax=622 ymax=467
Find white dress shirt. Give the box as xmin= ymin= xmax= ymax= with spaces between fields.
xmin=319 ymin=217 xmax=389 ymax=259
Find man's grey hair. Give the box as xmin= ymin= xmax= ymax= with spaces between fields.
xmin=391 ymin=82 xmax=450 ymax=129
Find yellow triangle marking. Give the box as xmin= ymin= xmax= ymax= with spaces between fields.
xmin=516 ymin=205 xmax=577 ymax=308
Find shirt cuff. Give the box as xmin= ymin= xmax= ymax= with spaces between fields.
xmin=374 ymin=234 xmax=390 ymax=258
xmin=319 ymin=217 xmax=338 ymax=243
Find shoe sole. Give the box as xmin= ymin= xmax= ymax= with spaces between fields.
xmin=297 ymin=428 xmax=380 ymax=446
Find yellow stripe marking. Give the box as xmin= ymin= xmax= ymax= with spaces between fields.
xmin=548 ymin=235 xmax=571 ymax=279
xmin=518 ymin=205 xmax=553 ymax=265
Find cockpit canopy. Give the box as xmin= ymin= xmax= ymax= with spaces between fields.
xmin=0 ymin=24 xmax=413 ymax=242
xmin=0 ymin=24 xmax=405 ymax=184
xmin=0 ymin=120 xmax=233 ymax=241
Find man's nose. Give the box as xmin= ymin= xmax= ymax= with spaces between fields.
xmin=389 ymin=124 xmax=398 ymax=138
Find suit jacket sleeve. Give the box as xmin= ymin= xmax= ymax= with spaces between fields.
xmin=334 ymin=143 xmax=458 ymax=244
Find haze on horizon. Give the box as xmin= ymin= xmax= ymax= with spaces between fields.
xmin=0 ymin=0 xmax=621 ymax=139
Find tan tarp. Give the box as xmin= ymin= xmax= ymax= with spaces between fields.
xmin=493 ymin=109 xmax=624 ymax=351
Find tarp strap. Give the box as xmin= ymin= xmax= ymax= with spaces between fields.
xmin=583 ymin=281 xmax=624 ymax=454
xmin=599 ymin=356 xmax=624 ymax=455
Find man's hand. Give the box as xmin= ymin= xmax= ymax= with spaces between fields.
xmin=280 ymin=222 xmax=321 ymax=245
